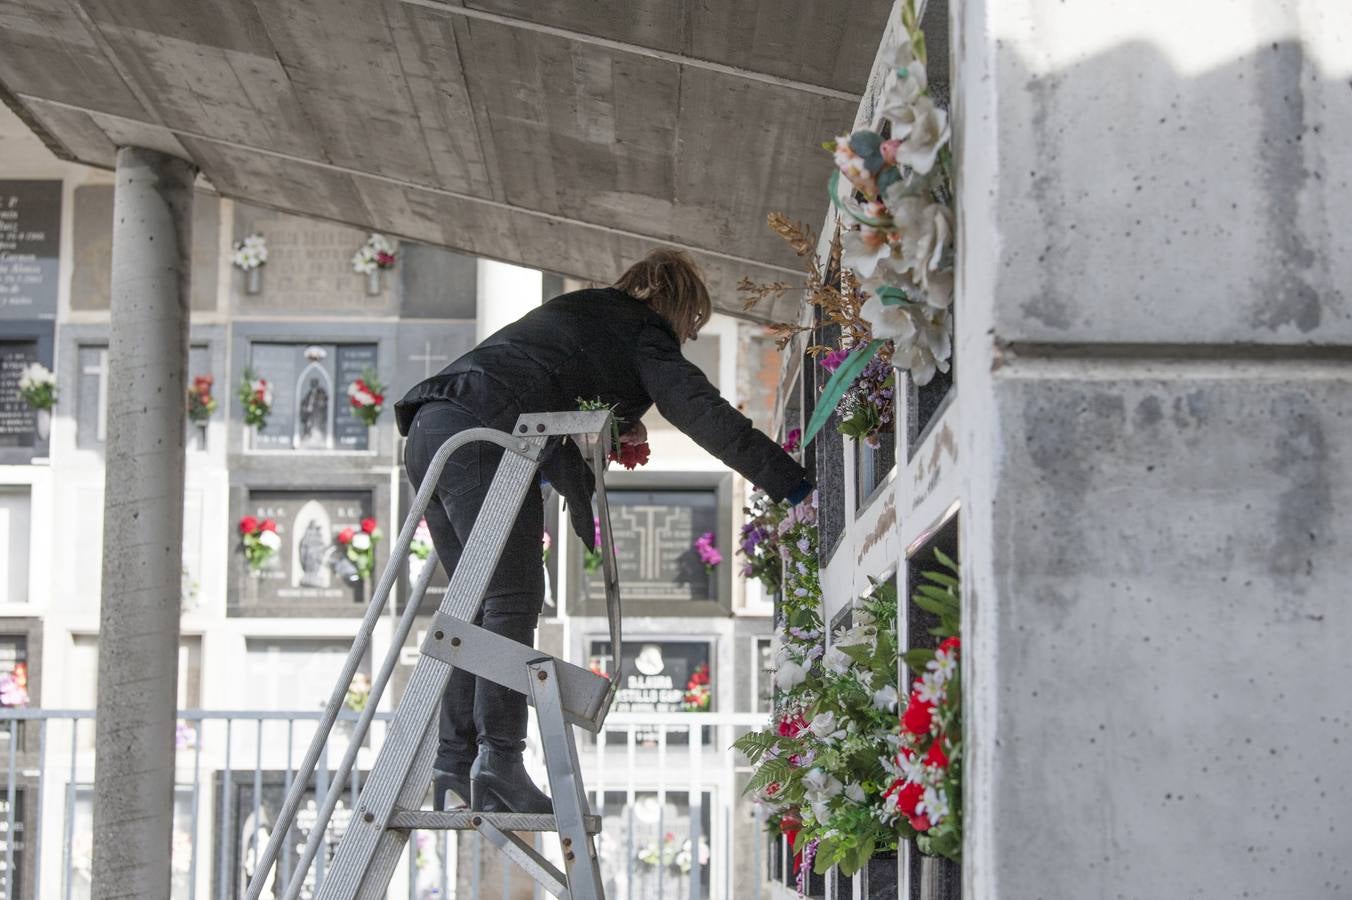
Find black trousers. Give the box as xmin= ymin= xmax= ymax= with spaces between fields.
xmin=404 ymin=401 xmax=545 ymax=770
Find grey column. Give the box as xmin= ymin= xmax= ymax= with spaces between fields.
xmin=91 ymin=146 xmax=196 ymax=900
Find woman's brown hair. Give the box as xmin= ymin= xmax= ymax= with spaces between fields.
xmin=613 ymin=249 xmax=712 ymax=341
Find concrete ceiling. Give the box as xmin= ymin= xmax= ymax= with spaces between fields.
xmin=0 ymin=0 xmax=891 ymax=321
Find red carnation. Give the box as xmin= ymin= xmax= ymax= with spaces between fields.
xmin=376 ymin=251 xmax=396 ymax=267
xmin=349 ymin=395 xmax=363 ymax=408
xmin=337 ymin=527 xmax=355 ymax=545
xmin=939 ymin=636 xmax=960 ymax=654
xmin=925 ymin=738 xmax=949 ymax=769
xmin=239 ymin=515 xmax=259 ymax=535
xmin=261 ymin=518 xmax=277 ymax=532
xmin=360 ymin=517 xmax=377 ymax=534
xmin=895 ymin=780 xmax=924 ymax=816
xmin=254 ymin=388 xmax=267 ymax=403
xmin=901 ymin=692 xmax=934 ymax=736
xmin=371 ymin=392 xmax=384 ymax=405
xmin=610 ymin=440 xmax=651 ymax=470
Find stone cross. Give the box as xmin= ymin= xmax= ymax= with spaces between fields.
xmin=409 ymin=341 xmax=449 ymax=378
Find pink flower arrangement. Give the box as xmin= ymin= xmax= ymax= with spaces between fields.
xmin=693 ymin=532 xmax=721 ymax=572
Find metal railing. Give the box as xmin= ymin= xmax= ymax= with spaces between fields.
xmin=0 ymin=708 xmax=769 ymax=900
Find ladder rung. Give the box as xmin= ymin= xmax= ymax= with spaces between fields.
xmin=387 ymin=809 xmax=602 ymax=833
xmin=421 ymin=613 xmax=613 ymax=731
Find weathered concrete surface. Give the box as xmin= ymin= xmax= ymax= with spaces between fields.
xmin=0 ymin=0 xmax=893 ymax=321
xmin=954 ymin=1 xmax=1352 ymax=897
xmin=91 ymin=147 xmax=195 ymax=900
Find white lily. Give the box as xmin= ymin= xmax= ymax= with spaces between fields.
xmin=845 ymin=782 xmax=868 ymax=804
xmin=893 ymin=96 xmax=950 ymax=175
xmin=872 ymin=684 xmax=900 ymax=712
xmin=808 ymin=711 xmax=845 ymax=741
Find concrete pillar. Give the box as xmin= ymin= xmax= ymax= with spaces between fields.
xmin=475 ymin=258 xmax=542 ymax=342
xmin=955 ymin=1 xmax=1352 ymax=897
xmin=91 ymin=147 xmax=195 ymax=899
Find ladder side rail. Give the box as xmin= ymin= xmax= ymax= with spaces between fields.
xmin=246 ymin=426 xmax=526 ymax=900
xmin=353 ymin=715 xmax=441 ymax=900
xmin=588 ymin=438 xmax=624 ymax=720
xmin=280 ymin=539 xmax=442 ymax=900
xmin=320 ymin=436 xmax=547 ymax=897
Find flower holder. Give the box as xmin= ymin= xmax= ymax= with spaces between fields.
xmin=366 ymin=269 xmax=381 ymax=295
xmin=246 ymin=265 xmax=262 ymax=294
xmin=918 ymin=854 xmax=960 ymax=900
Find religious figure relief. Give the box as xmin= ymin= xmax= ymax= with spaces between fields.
xmin=297 ymin=376 xmax=330 ymax=448
xmin=292 ymin=346 xmax=332 ymax=450
xmin=292 ymin=500 xmax=332 ymax=589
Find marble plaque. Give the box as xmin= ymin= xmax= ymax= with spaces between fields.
xmin=233 ymin=206 xmax=398 ymax=315
xmin=70 ymin=185 xmax=219 ymax=312
xmin=233 ymin=489 xmax=374 ymax=615
xmin=584 ymin=489 xmax=718 ymax=603
xmin=0 ymin=342 xmax=38 ymax=449
xmin=587 ymin=639 xmax=713 ymax=715
xmin=392 ymin=321 xmax=476 ymax=400
xmin=246 ymin=342 xmax=376 ymax=452
xmin=0 ymin=181 xmax=60 ymax=320
xmin=397 ymin=241 xmax=477 ymax=319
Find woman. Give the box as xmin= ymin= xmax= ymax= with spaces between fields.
xmin=395 ymin=249 xmax=811 ymax=813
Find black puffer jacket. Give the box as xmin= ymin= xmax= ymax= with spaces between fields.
xmin=395 ymin=288 xmax=807 ymax=540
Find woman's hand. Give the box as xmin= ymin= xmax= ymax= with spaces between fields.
xmin=620 ymin=420 xmax=648 ymax=446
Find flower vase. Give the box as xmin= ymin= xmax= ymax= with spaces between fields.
xmin=35 ymin=408 xmax=50 ymax=441
xmin=194 ymin=422 xmax=208 ymax=451
xmin=365 ymin=269 xmax=381 ymax=296
xmin=245 ymin=266 xmax=262 ymax=295
xmin=918 ymin=855 xmax=961 ymax=900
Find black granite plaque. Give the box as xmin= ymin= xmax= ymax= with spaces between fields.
xmin=588 ymin=639 xmax=713 ymax=715
xmin=246 ymin=343 xmax=376 ymax=451
xmin=235 ymin=489 xmax=374 ymax=615
xmin=589 ymin=639 xmax=714 ymax=746
xmin=0 ymin=343 xmax=38 ymax=449
xmin=333 ymin=343 xmax=377 ymax=450
xmin=0 ymin=181 xmax=60 ymax=321
xmin=214 ymin=770 xmax=372 ymax=899
xmin=584 ymin=489 xmax=717 ymax=603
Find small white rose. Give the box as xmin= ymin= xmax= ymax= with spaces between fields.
xmin=774 ymin=658 xmax=807 ymax=691
xmin=823 ymin=646 xmax=852 ymax=675
xmin=350 ymin=533 xmax=372 ymax=551
xmin=258 ymin=531 xmax=282 ymax=551
xmin=808 ymin=711 xmax=840 ymax=740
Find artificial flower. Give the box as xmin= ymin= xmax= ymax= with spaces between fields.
xmin=891 ymin=96 xmax=950 ymax=175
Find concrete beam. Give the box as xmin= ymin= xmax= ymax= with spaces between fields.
xmin=91 ymin=146 xmax=196 ymax=900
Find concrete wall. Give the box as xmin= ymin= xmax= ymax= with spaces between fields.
xmin=954 ymin=0 xmax=1352 ymax=896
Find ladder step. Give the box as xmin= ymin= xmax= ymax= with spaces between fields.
xmin=387 ymin=809 xmax=602 ymax=833
xmin=421 ymin=613 xmax=613 ymax=732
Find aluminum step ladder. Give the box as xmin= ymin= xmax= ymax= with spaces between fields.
xmin=244 ymin=410 xmax=624 ymax=900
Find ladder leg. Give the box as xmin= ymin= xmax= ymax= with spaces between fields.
xmin=319 ymin=442 xmax=545 ymax=898
xmin=528 ymin=658 xmax=606 ymax=900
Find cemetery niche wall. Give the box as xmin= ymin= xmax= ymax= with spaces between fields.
xmin=0 ymin=180 xmax=59 ymax=321
xmin=573 ymin=474 xmax=734 ymax=618
xmin=229 ymin=489 xmax=378 ymax=617
xmin=245 ymin=342 xmax=378 ymax=452
xmin=0 ymin=323 xmax=53 ymax=462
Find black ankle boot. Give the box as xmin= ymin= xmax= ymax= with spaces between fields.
xmin=470 ymin=747 xmax=553 ymax=814
xmin=433 ymin=767 xmax=504 ymax=812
